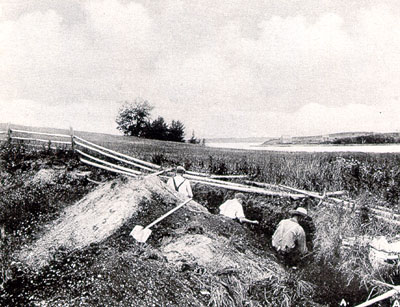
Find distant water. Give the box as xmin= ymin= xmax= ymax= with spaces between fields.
xmin=206 ymin=143 xmax=400 ymax=153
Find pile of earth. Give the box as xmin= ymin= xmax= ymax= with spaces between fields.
xmin=3 ymin=174 xmax=320 ymax=306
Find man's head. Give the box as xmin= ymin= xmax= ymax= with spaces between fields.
xmin=234 ymin=193 xmax=246 ymax=203
xmin=290 ymin=207 xmax=308 ymax=220
xmin=176 ymin=166 xmax=186 ymax=174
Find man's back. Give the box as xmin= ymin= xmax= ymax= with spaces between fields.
xmin=272 ymin=218 xmax=307 ymax=254
xmin=167 ymin=175 xmax=193 ymax=198
xmin=219 ymin=199 xmax=244 ymax=219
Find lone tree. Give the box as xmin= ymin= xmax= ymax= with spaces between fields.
xmin=116 ymin=98 xmax=187 ymax=142
xmin=116 ymin=99 xmax=153 ymax=137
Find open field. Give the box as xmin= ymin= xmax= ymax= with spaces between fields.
xmin=1 ymin=127 xmax=400 ymax=306
xmin=4 ymin=123 xmax=400 ymax=205
xmin=75 ymin=133 xmax=400 ymax=205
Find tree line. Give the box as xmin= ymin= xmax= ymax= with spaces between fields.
xmin=116 ymin=98 xmax=200 ymax=143
xmin=330 ymin=134 xmax=400 ymax=144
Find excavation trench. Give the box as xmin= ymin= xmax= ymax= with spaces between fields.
xmin=193 ymin=183 xmax=373 ymax=306
xmin=11 ymin=176 xmax=377 ymax=305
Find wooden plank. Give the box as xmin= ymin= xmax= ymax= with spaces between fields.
xmin=184 ymin=174 xmax=252 ymax=188
xmin=325 ymin=191 xmax=347 ymax=196
xmin=279 ymin=184 xmax=400 ymax=220
xmin=15 ymin=143 xmax=60 ymax=150
xmin=146 ymin=168 xmax=173 ymax=177
xmin=11 ymin=137 xmax=71 ymax=145
xmin=74 ymin=171 xmax=92 ymax=177
xmin=87 ymin=178 xmax=102 ymax=184
xmin=74 ymin=140 xmax=154 ymax=172
xmin=279 ymin=184 xmax=326 ymax=200
xmin=189 ymin=178 xmax=304 ymax=197
xmin=70 ymin=126 xmax=75 ymax=151
xmin=80 ymin=158 xmax=137 ymax=177
xmin=250 ymin=181 xmax=345 ymax=196
xmin=372 ymin=214 xmax=400 ymax=226
xmin=76 ymin=149 xmax=141 ymax=175
xmin=244 ymin=180 xmax=282 ymax=189
xmin=74 ymin=135 xmax=160 ymax=169
xmin=185 ymin=170 xmax=209 ymax=177
xmin=185 ymin=174 xmax=304 ymax=198
xmin=210 ymin=175 xmax=248 ymax=179
xmin=7 ymin=123 xmax=11 ymax=141
xmin=11 ymin=129 xmax=70 ymax=138
xmin=355 ymin=288 xmax=400 ymax=307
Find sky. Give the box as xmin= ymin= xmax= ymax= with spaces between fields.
xmin=1 ymin=0 xmax=400 ymax=138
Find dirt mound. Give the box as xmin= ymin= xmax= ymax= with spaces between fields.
xmin=13 ymin=174 xmax=321 ymax=306
xmin=18 ymin=175 xmax=187 ymax=269
xmin=162 ymin=233 xmax=283 ymax=280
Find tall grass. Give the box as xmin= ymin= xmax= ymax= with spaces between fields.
xmin=73 ymin=137 xmax=400 ymax=303
xmin=80 ymin=136 xmax=400 ymax=205
xmin=1 ymin=138 xmax=400 ymax=305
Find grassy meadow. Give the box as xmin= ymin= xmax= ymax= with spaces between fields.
xmin=90 ymin=134 xmax=400 ymax=205
xmin=4 ymin=122 xmax=400 ymax=204
xmin=1 ymin=126 xmax=400 ymax=305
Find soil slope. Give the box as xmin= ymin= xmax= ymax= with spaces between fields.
xmin=11 ymin=174 xmax=318 ymax=306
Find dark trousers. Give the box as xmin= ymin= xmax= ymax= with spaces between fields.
xmin=275 ymin=248 xmax=301 ymax=267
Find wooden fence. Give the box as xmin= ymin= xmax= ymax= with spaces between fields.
xmin=1 ymin=125 xmax=72 ymax=150
xmin=2 ymin=124 xmax=400 ymax=226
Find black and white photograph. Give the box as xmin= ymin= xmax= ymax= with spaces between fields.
xmin=1 ymin=1 xmax=400 ymax=306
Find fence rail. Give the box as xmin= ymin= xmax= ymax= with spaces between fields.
xmin=76 ymin=149 xmax=142 ymax=176
xmin=4 ymin=126 xmax=154 ymax=177
xmin=74 ymin=135 xmax=160 ymax=170
xmin=5 ymin=127 xmax=73 ymax=148
xmin=12 ymin=136 xmax=72 ymax=145
xmin=3 ymin=123 xmax=400 ymax=226
xmin=10 ymin=129 xmax=71 ymax=138
xmin=74 ymin=140 xmax=154 ymax=172
xmin=80 ymin=158 xmax=138 ymax=177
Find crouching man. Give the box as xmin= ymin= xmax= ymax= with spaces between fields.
xmin=272 ymin=207 xmax=308 ymax=267
xmin=219 ymin=193 xmax=259 ymax=225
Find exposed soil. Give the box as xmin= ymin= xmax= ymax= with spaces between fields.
xmin=0 ymin=145 xmax=390 ymax=306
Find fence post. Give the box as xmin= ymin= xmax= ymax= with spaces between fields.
xmin=70 ymin=126 xmax=75 ymax=151
xmin=6 ymin=123 xmax=11 ymax=143
xmin=0 ymin=225 xmax=5 ymax=240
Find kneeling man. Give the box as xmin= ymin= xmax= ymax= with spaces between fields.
xmin=272 ymin=207 xmax=308 ymax=267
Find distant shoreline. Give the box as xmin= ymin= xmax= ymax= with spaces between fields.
xmin=206 ymin=142 xmax=400 ymax=153
xmin=256 ymin=143 xmax=400 ymax=147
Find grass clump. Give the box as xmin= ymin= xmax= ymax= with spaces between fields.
xmin=0 ymin=138 xmax=399 ymax=306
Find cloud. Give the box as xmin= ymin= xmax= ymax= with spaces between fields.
xmin=1 ymin=1 xmax=400 ymax=137
xmin=0 ymin=99 xmax=119 ymax=134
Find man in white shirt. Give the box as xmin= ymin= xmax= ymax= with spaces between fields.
xmin=219 ymin=193 xmax=259 ymax=224
xmin=167 ymin=166 xmax=193 ymax=198
xmin=272 ymin=207 xmax=308 ymax=267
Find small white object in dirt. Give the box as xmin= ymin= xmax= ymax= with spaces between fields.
xmin=31 ymin=169 xmax=56 ymax=185
xmin=369 ymin=236 xmax=400 ymax=269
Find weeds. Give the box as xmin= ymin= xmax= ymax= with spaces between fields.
xmin=0 ymin=140 xmax=400 ymax=306
xmin=88 ymin=139 xmax=400 ymax=204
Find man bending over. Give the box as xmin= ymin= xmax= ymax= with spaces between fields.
xmin=219 ymin=193 xmax=259 ymax=224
